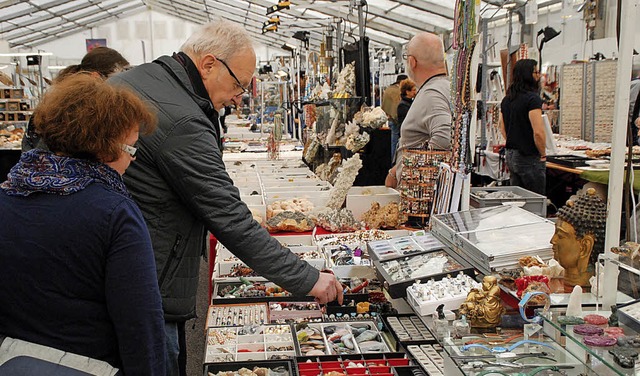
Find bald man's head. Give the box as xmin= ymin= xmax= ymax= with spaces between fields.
xmin=407 ymin=32 xmax=445 ymax=70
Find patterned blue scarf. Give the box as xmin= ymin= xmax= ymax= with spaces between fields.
xmin=1 ymin=149 xmax=130 ymax=197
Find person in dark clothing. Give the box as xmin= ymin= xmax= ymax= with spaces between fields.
xmin=21 ymin=47 xmax=130 ymax=153
xmin=396 ymin=79 xmax=417 ymax=132
xmin=394 ymin=78 xmax=416 ymax=159
xmin=109 ymin=20 xmax=343 ymax=376
xmin=499 ymin=59 xmax=546 ymax=195
xmin=0 ymin=74 xmax=165 ymax=375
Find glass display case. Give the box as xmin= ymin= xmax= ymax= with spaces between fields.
xmin=256 ymin=80 xmax=289 ymax=134
xmin=411 ymin=310 xmax=630 ymax=376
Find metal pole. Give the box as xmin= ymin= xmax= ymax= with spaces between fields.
xmin=297 ymin=49 xmax=302 ymax=141
xmin=602 ymin=0 xmax=636 ymax=308
xmin=36 ymin=51 xmax=44 ymax=99
xmin=336 ymin=19 xmax=344 ymax=71
xmin=357 ymin=0 xmax=368 ymax=105
xmin=480 ymin=18 xmax=488 ymax=148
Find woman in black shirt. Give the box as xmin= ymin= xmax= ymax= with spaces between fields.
xmin=397 ymin=78 xmax=417 ymax=128
xmin=499 ymin=59 xmax=546 ymax=195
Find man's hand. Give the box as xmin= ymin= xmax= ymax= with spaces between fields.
xmin=309 ymin=272 xmax=344 ymax=304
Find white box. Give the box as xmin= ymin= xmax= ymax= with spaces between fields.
xmin=265 ymin=193 xmax=330 ymax=211
xmin=240 ymin=195 xmax=264 ymax=205
xmin=346 ymin=186 xmax=401 ymax=220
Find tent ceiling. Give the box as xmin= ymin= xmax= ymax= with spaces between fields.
xmin=1 ymin=0 xmax=563 ymax=53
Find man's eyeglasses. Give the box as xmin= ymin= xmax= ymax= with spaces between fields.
xmin=402 ymin=53 xmax=413 ymax=60
xmin=218 ymin=57 xmax=249 ymax=96
xmin=120 ymin=143 xmax=137 ymax=158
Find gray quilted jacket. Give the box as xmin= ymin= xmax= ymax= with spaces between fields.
xmin=109 ymin=56 xmax=319 ymax=321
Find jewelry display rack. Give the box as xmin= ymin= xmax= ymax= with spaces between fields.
xmin=397 ymin=149 xmax=450 ymax=226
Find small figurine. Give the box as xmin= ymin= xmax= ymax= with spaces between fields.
xmin=459 ymin=275 xmax=505 ymax=328
xmin=551 ymin=188 xmax=606 ymax=289
xmin=609 ymin=304 xmax=619 ymax=327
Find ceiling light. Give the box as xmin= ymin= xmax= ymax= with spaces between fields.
xmin=263 ymin=24 xmax=278 ymax=34
xmin=266 ymin=0 xmax=291 ymax=15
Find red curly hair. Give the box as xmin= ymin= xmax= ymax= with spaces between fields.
xmin=33 ymin=73 xmax=156 ymax=162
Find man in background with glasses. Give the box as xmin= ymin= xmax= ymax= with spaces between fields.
xmin=386 ymin=32 xmax=452 ymax=188
xmin=110 ymin=20 xmax=343 ymax=376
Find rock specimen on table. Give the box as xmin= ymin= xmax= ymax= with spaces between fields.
xmin=361 ymin=202 xmax=400 ymax=229
xmin=266 ymin=211 xmax=315 ymax=233
xmin=326 ymin=154 xmax=363 ymax=209
xmin=314 ymin=207 xmax=363 ymax=233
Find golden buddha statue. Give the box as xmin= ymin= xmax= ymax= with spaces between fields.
xmin=459 ymin=275 xmax=505 ymax=328
xmin=551 ymin=188 xmax=606 ymax=290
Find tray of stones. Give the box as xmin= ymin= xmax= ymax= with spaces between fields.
xmin=205 ymin=325 xmax=296 ymax=363
xmin=295 ymin=321 xmax=390 ymax=357
xmin=269 ymin=302 xmax=323 ymax=324
xmin=204 ymin=360 xmax=293 ymax=376
xmin=212 ymin=280 xmax=307 ymax=304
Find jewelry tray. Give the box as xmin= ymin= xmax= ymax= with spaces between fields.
xmin=373 ymin=248 xmax=476 ymax=299
xmin=295 ymin=353 xmax=412 ymax=376
xmin=367 ymin=234 xmax=445 ymax=262
xmin=205 ymin=324 xmax=296 ymax=363
xmin=380 ymin=314 xmax=437 ymax=350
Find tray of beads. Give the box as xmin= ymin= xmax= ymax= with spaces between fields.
xmin=204 ymin=360 xmax=293 ymax=376
xmin=295 ymin=321 xmax=391 ymax=356
xmin=367 ymin=234 xmax=445 ymax=262
xmin=405 ymin=273 xmax=481 ymax=316
xmin=373 ymin=249 xmax=476 ymax=299
xmin=207 ymin=303 xmax=269 ymax=328
xmin=295 ymin=353 xmax=411 ymax=376
xmin=269 ymin=302 xmax=323 ymax=324
xmin=205 ymin=325 xmax=297 ymax=363
xmin=381 ymin=314 xmax=436 ymax=350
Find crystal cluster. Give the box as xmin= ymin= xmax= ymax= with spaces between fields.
xmin=334 ymin=62 xmax=356 ymax=98
xmin=314 ymin=207 xmax=364 ymax=233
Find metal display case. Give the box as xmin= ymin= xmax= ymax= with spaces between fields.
xmin=431 ymin=205 xmax=555 ymax=274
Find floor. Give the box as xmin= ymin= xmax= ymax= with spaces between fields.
xmin=185 ymin=259 xmax=209 ymax=376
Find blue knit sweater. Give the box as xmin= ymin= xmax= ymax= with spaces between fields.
xmin=0 ymin=150 xmax=165 ymax=375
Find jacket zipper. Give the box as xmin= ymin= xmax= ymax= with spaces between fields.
xmin=158 ymin=234 xmax=183 ymax=287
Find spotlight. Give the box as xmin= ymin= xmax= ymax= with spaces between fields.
xmin=537 ymin=26 xmax=561 ymax=67
xmin=264 ymin=16 xmax=281 ymax=26
xmin=266 ymin=1 xmax=290 ymax=15
xmin=262 ymin=24 xmax=278 ymax=34
xmin=281 ymin=43 xmax=296 ymax=52
xmin=292 ymin=31 xmax=310 ymax=49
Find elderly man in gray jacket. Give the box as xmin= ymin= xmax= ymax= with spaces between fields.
xmin=110 ymin=20 xmax=342 ymax=376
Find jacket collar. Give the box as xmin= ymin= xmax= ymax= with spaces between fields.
xmin=153 ymin=55 xmax=219 ymax=121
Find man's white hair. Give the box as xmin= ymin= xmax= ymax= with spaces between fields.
xmin=180 ymin=19 xmax=254 ymax=60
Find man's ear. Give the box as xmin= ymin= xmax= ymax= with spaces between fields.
xmin=199 ymin=54 xmax=216 ymax=75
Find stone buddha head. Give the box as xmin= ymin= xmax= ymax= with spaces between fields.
xmin=551 ymin=188 xmax=606 ymax=289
